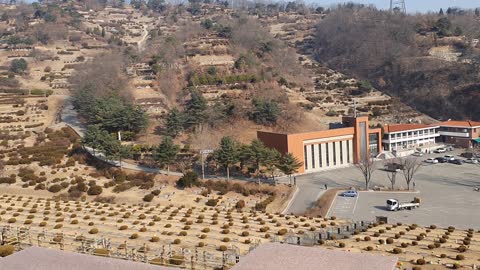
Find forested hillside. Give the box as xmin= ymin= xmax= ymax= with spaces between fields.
xmin=313 ymin=5 xmax=480 ymax=121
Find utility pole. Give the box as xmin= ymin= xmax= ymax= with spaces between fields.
xmin=389 ymin=0 xmax=406 ymax=14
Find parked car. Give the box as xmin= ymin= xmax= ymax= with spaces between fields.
xmin=340 ymin=190 xmax=358 ymax=197
xmin=435 ymin=157 xmax=448 ymax=163
xmin=412 ymin=151 xmax=423 ymax=157
xmin=449 ymin=159 xmax=463 ymax=165
xmin=434 ymin=148 xmax=446 ymax=153
xmin=424 ymin=158 xmax=438 ymax=164
xmin=465 ymin=158 xmax=479 ymax=164
xmin=384 ymin=163 xmax=404 ymax=172
xmin=444 ymin=155 xmax=455 ymax=161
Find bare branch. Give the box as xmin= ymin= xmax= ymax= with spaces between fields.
xmin=356 ymin=156 xmax=377 ymax=190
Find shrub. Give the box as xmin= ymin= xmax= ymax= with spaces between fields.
xmin=87 ymin=185 xmax=103 ymax=196
xmin=386 ymin=238 xmax=394 ymax=244
xmin=222 ymin=237 xmax=230 ymax=242
xmin=339 ymin=242 xmax=345 ymax=248
xmin=366 ymin=246 xmax=373 ymax=251
xmin=241 ymin=231 xmax=249 ymax=237
xmin=416 ymin=258 xmax=425 ymax=265
xmin=457 ymin=245 xmax=467 ymax=252
xmin=143 ymin=194 xmax=154 ymax=202
xmin=48 ymin=184 xmax=62 ymax=193
xmin=235 ymin=200 xmax=246 ymax=209
xmin=89 ymin=228 xmax=98 ymax=234
xmin=278 ymin=229 xmax=288 ymax=235
xmin=176 ymin=171 xmax=199 ymax=188
xmin=150 ymin=236 xmax=160 ymax=242
xmin=169 ymin=255 xmax=185 ymax=266
xmin=54 ymin=224 xmax=63 ymax=229
xmin=427 ymin=244 xmax=435 ymax=249
xmin=7 ymin=218 xmax=16 ymax=223
xmin=364 ymin=236 xmax=371 ymax=241
xmin=456 ymin=254 xmax=465 ymax=260
xmin=173 ymin=239 xmax=181 ymax=244
xmin=0 ymin=245 xmax=15 ymax=257
xmin=218 ymin=245 xmax=228 ymax=251
xmin=151 ymin=189 xmax=161 ymax=196
xmin=130 ymin=233 xmax=139 ymax=239
xmin=401 ymin=242 xmax=408 ymax=248
xmin=206 ymin=199 xmax=218 ymax=207
xmin=392 ymin=248 xmax=402 ymax=254
xmin=119 ymin=225 xmax=128 ymax=230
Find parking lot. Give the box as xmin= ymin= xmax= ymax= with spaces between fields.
xmin=290 ymin=150 xmax=480 ymax=229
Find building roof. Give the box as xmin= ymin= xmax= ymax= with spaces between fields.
xmin=0 ymin=247 xmax=173 ymax=270
xmin=232 ymin=243 xmax=398 ymax=270
xmin=383 ymin=124 xmax=436 ymax=133
xmin=438 ymin=120 xmax=480 ymax=128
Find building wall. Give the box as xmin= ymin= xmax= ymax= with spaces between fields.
xmin=257 ymin=131 xmax=289 ymax=155
xmin=287 ymin=128 xmax=355 ymax=173
xmin=257 ymin=116 xmax=382 ymax=174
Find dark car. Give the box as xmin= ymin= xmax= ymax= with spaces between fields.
xmin=449 ymin=159 xmax=463 ymax=165
xmin=435 ymin=157 xmax=448 ymax=163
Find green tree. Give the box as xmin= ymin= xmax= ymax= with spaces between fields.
xmin=184 ymin=91 xmax=207 ymax=128
xmin=153 ymin=136 xmax=179 ymax=174
xmin=176 ymin=171 xmax=199 ymax=188
xmin=214 ymin=136 xmax=239 ymax=180
xmin=263 ymin=148 xmax=281 ymax=182
xmin=278 ymin=153 xmax=302 ymax=185
xmin=101 ymin=27 xmax=105 ymax=37
xmin=165 ymin=108 xmax=184 ymax=137
xmin=82 ymin=125 xmax=110 ymax=156
xmin=249 ymin=99 xmax=280 ymax=126
xmin=103 ymin=137 xmax=131 ymax=168
xmin=9 ymin=58 xmax=28 ymax=73
xmin=241 ymin=139 xmax=268 ymax=183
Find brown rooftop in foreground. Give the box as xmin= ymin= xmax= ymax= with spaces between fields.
xmin=232 ymin=243 xmax=398 ymax=270
xmin=0 ymin=247 xmax=173 ymax=270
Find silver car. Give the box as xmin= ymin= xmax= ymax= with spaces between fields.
xmin=465 ymin=158 xmax=479 ymax=164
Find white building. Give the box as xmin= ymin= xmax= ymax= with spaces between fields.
xmin=382 ymin=124 xmax=440 ymax=153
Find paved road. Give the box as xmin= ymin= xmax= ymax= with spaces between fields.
xmin=283 ymin=150 xmax=480 ymax=228
xmin=60 ymin=97 xmax=182 ymax=176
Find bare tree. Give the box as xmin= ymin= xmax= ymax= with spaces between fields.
xmin=401 ymin=157 xmax=422 ymax=190
xmin=356 ymin=156 xmax=377 ymax=190
xmin=384 ymin=158 xmax=401 ymax=190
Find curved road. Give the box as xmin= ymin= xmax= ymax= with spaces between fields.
xmin=60 ymin=97 xmax=182 ymax=176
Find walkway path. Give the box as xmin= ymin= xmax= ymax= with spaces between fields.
xmin=60 ymin=97 xmax=182 ymax=176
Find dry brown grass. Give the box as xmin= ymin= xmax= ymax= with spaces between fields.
xmin=303 ymin=188 xmax=342 ymax=217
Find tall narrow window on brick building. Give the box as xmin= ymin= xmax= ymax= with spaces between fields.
xmin=326 ymin=143 xmax=330 ymax=166
xmin=340 ymin=141 xmax=344 ymax=164
xmin=333 ymin=142 xmax=337 ymax=165
xmin=319 ymin=144 xmax=323 ymax=167
xmin=346 ymin=140 xmax=350 ymax=163
xmin=304 ymin=145 xmax=308 ymax=170
xmin=311 ymin=144 xmax=315 ymax=169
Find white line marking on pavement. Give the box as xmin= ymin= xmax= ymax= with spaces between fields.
xmin=352 ymin=193 xmax=359 ymax=215
xmin=326 ymin=191 xmax=339 ymax=217
xmin=282 ymin=185 xmax=300 ymax=215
